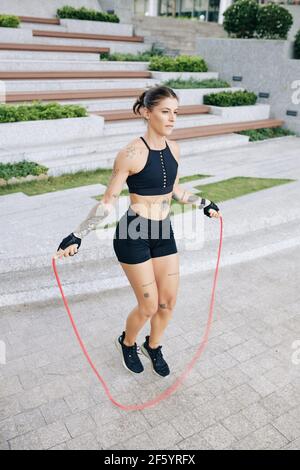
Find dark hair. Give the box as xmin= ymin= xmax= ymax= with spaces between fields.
xmin=133 ymin=85 xmax=179 ymax=119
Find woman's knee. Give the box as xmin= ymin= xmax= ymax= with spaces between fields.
xmin=158 ymin=296 xmax=177 ymax=312
xmin=139 ymin=301 xmax=159 ymax=319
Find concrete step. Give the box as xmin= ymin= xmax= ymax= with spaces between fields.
xmin=0 ymin=131 xmax=248 ymax=168
xmin=20 ymin=23 xmax=67 ymax=32
xmin=30 ymin=36 xmax=149 ymax=54
xmin=1 ymin=201 xmax=299 ymax=308
xmin=5 ymin=87 xmax=145 ymax=103
xmin=93 ymin=105 xmax=211 ymax=121
xmin=0 ymin=51 xmax=102 ymax=61
xmin=101 ymin=114 xmax=219 ymax=136
xmin=19 ymin=15 xmax=60 ymax=25
xmin=4 ymin=78 xmax=157 ymax=92
xmin=32 ymin=29 xmax=144 ymax=43
xmin=42 ymin=134 xmax=250 ymax=175
xmin=0 ymin=70 xmax=152 ymax=79
xmin=0 ymin=60 xmax=149 ymax=71
xmin=0 ymin=42 xmax=109 ymax=54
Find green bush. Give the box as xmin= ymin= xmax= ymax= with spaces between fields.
xmin=0 ymin=102 xmax=87 ymax=123
xmin=295 ymin=29 xmax=300 ymax=59
xmin=148 ymin=55 xmax=208 ymax=72
xmin=0 ymin=14 xmax=20 ymax=28
xmin=238 ymin=127 xmax=295 ymax=141
xmin=0 ymin=161 xmax=48 ymax=180
xmin=256 ymin=4 xmax=293 ymax=39
xmin=163 ymin=78 xmax=231 ymax=88
xmin=101 ymin=45 xmax=164 ymax=62
xmin=203 ymin=90 xmax=257 ymax=106
xmin=223 ymin=0 xmax=259 ymax=38
xmin=57 ymin=6 xmax=119 ymax=23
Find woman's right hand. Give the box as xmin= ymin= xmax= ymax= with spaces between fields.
xmin=54 ymin=244 xmax=78 ymax=259
xmin=54 ymin=232 xmax=82 ymax=259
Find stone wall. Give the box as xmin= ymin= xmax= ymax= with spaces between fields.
xmin=196 ymin=38 xmax=300 ymax=135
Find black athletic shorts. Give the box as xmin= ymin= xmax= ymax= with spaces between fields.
xmin=113 ymin=206 xmax=178 ymax=265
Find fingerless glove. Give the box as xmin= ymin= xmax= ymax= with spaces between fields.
xmin=57 ymin=232 xmax=82 ymax=253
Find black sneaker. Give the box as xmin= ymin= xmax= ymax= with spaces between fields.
xmin=115 ymin=331 xmax=144 ymax=374
xmin=141 ymin=335 xmax=170 ymax=377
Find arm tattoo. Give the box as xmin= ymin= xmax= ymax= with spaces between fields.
xmin=73 ymin=201 xmax=111 ymax=239
xmin=144 ymin=292 xmax=150 ymax=298
xmin=125 ymin=144 xmax=138 ymax=160
xmin=172 ymin=190 xmax=211 ymax=210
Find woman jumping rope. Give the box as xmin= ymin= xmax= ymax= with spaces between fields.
xmin=56 ymin=85 xmax=221 ymax=378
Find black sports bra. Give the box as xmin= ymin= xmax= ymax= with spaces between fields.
xmin=126 ymin=136 xmax=178 ymax=196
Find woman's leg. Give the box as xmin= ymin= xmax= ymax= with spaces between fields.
xmin=149 ymin=253 xmax=180 ymax=348
xmin=119 ymin=258 xmax=159 ymax=346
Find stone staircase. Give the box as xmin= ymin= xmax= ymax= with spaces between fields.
xmin=0 ymin=14 xmax=284 ymax=177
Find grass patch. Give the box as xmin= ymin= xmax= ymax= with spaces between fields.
xmin=194 ymin=176 xmax=295 ymax=203
xmin=0 ymin=168 xmax=112 ymax=196
xmin=163 ymin=78 xmax=231 ymax=89
xmin=238 ymin=127 xmax=296 ymax=141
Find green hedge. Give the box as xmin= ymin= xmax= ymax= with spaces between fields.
xmin=57 ymin=6 xmax=119 ymax=23
xmin=163 ymin=78 xmax=231 ymax=89
xmin=0 ymin=161 xmax=48 ymax=181
xmin=101 ymin=45 xmax=164 ymax=62
xmin=238 ymin=127 xmax=295 ymax=141
xmin=148 ymin=55 xmax=208 ymax=72
xmin=223 ymin=0 xmax=293 ymax=39
xmin=203 ymin=90 xmax=257 ymax=106
xmin=295 ymin=29 xmax=300 ymax=59
xmin=223 ymin=0 xmax=259 ymax=39
xmin=0 ymin=102 xmax=88 ymax=123
xmin=0 ymin=14 xmax=20 ymax=28
xmin=256 ymin=4 xmax=293 ymax=40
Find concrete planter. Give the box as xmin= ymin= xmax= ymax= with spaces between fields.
xmin=150 ymin=71 xmax=218 ymax=81
xmin=208 ymin=103 xmax=270 ymax=121
xmin=174 ymin=87 xmax=244 ymax=105
xmin=60 ymin=19 xmax=133 ymax=36
xmin=0 ymin=115 xmax=104 ymax=150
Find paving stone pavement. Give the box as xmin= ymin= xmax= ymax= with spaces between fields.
xmin=1 ymin=134 xmax=300 ymax=449
xmin=0 ymin=242 xmax=299 ymax=450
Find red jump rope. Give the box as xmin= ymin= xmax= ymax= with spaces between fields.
xmin=52 ymin=216 xmax=223 ymax=411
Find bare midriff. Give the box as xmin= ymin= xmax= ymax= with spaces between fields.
xmin=129 ymin=191 xmax=173 ymax=220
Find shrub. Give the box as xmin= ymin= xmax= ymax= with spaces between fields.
xmin=148 ymin=55 xmax=208 ymax=72
xmin=238 ymin=127 xmax=295 ymax=141
xmin=295 ymin=29 xmax=300 ymax=59
xmin=163 ymin=78 xmax=231 ymax=88
xmin=101 ymin=45 xmax=164 ymax=62
xmin=57 ymin=6 xmax=119 ymax=23
xmin=203 ymin=90 xmax=257 ymax=106
xmin=256 ymin=4 xmax=293 ymax=40
xmin=223 ymin=0 xmax=259 ymax=38
xmin=0 ymin=14 xmax=20 ymax=28
xmin=0 ymin=161 xmax=48 ymax=180
xmin=0 ymin=102 xmax=87 ymax=123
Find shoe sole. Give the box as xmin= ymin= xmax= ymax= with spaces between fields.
xmin=140 ymin=344 xmax=170 ymax=378
xmin=115 ymin=336 xmax=144 ymax=375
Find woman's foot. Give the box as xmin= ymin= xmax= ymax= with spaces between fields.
xmin=115 ymin=331 xmax=144 ymax=374
xmin=141 ymin=335 xmax=170 ymax=377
